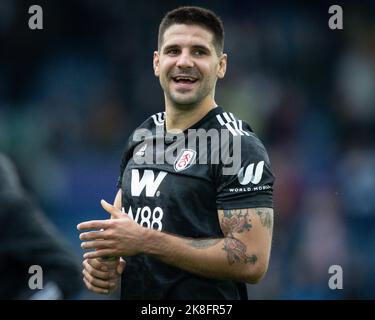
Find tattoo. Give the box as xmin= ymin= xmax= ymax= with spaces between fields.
xmin=221 ymin=209 xmax=252 ymax=237
xmin=219 ymin=208 xmax=273 ymax=265
xmin=185 ymin=238 xmax=221 ymax=249
xmin=255 ymin=208 xmax=273 ymax=232
xmin=223 ymin=238 xmax=257 ymax=265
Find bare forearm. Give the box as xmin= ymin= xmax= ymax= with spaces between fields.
xmin=141 ymin=229 xmax=265 ymax=283
xmin=79 ymin=205 xmax=273 ymax=284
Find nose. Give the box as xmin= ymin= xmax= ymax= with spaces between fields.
xmin=175 ymin=50 xmax=194 ymax=68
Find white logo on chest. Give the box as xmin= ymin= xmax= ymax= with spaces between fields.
xmin=131 ymin=169 xmax=167 ymax=197
xmin=174 ymin=149 xmax=196 ymax=172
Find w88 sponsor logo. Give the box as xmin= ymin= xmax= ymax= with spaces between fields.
xmin=125 ymin=206 xmax=164 ymax=231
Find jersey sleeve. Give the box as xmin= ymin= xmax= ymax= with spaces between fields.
xmin=215 ymin=133 xmax=274 ymax=209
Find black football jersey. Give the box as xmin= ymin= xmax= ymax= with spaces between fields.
xmin=117 ymin=106 xmax=274 ymax=299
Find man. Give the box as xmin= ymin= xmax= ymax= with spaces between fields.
xmin=0 ymin=153 xmax=82 ymax=299
xmin=78 ymin=6 xmax=274 ymax=299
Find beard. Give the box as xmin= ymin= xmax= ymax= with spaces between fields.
xmin=160 ymin=74 xmax=214 ymax=108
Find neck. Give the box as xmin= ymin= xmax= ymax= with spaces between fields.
xmin=165 ymin=96 xmax=217 ymax=132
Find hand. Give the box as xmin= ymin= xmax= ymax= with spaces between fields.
xmin=77 ymin=199 xmax=146 ymax=259
xmin=82 ymin=257 xmax=126 ymax=294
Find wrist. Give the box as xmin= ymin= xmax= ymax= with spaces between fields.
xmin=139 ymin=226 xmax=162 ymax=255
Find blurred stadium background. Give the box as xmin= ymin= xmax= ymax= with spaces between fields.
xmin=1 ymin=0 xmax=375 ymax=299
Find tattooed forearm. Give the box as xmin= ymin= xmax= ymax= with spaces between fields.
xmin=255 ymin=208 xmax=273 ymax=232
xmin=223 ymin=238 xmax=257 ymax=265
xmin=221 ymin=209 xmax=252 ymax=236
xmin=185 ymin=238 xmax=222 ymax=249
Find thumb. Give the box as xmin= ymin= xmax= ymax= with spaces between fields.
xmin=101 ymin=199 xmax=123 ymax=219
xmin=117 ymin=258 xmax=126 ymax=275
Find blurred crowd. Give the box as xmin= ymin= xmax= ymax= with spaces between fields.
xmin=1 ymin=0 xmax=374 ymax=299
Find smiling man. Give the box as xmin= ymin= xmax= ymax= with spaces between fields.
xmin=78 ymin=6 xmax=275 ymax=300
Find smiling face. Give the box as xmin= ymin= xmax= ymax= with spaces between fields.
xmin=154 ymin=24 xmax=227 ymax=110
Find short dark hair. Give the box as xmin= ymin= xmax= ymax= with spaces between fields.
xmin=158 ymin=6 xmax=224 ymax=55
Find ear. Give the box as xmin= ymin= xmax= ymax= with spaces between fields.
xmin=153 ymin=51 xmax=160 ymax=77
xmin=217 ymin=53 xmax=227 ymax=79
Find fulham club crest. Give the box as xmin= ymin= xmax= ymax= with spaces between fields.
xmin=174 ymin=149 xmax=196 ymax=172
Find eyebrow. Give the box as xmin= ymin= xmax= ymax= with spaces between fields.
xmin=162 ymin=44 xmax=212 ymax=53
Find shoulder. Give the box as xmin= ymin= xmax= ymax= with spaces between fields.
xmin=144 ymin=111 xmax=166 ymax=129
xmin=119 ymin=111 xmax=165 ymax=169
xmin=149 ymin=111 xmax=166 ymax=127
xmin=213 ymin=110 xmax=253 ymax=137
xmin=212 ymin=109 xmax=269 ymax=158
xmin=126 ymin=111 xmax=165 ymax=144
xmin=130 ymin=111 xmax=165 ymax=134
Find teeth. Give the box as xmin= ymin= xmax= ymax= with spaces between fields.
xmin=175 ymin=76 xmax=196 ymax=81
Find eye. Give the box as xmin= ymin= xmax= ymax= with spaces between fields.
xmin=193 ymin=49 xmax=206 ymax=56
xmin=166 ymin=49 xmax=179 ymax=56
